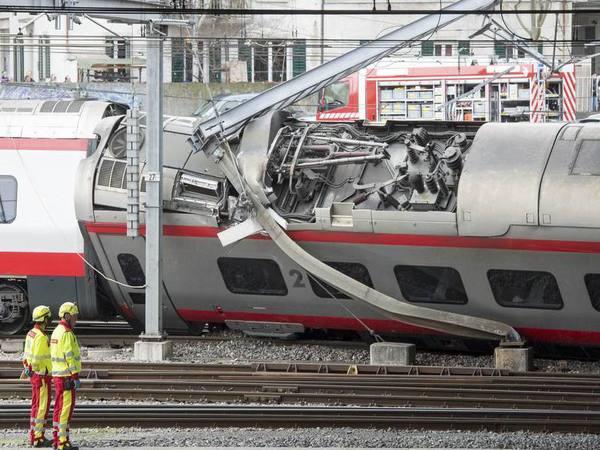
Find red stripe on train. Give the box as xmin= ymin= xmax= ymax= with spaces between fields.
xmin=177 ymin=308 xmax=600 ymax=346
xmin=0 ymin=138 xmax=88 ymax=151
xmin=0 ymin=252 xmax=85 ymax=276
xmin=85 ymin=222 xmax=600 ymax=254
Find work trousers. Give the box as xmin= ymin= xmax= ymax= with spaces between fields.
xmin=29 ymin=373 xmax=51 ymax=444
xmin=52 ymin=376 xmax=76 ymax=449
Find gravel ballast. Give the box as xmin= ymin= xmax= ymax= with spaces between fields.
xmin=2 ymin=330 xmax=600 ymax=373
xmin=2 ymin=331 xmax=600 ymax=448
xmin=1 ymin=426 xmax=600 ymax=449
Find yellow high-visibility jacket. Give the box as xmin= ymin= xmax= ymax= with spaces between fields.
xmin=22 ymin=325 xmax=51 ymax=375
xmin=50 ymin=320 xmax=81 ymax=377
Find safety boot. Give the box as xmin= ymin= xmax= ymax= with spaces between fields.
xmin=32 ymin=436 xmax=53 ymax=448
xmin=57 ymin=442 xmax=78 ymax=450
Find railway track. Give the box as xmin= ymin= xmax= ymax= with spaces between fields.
xmin=0 ymin=404 xmax=599 ymax=432
xmin=1 ymin=361 xmax=600 ymax=432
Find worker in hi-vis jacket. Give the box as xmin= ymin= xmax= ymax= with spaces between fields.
xmin=23 ymin=305 xmax=53 ymax=447
xmin=50 ymin=302 xmax=81 ymax=450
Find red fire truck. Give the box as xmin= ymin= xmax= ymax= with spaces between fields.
xmin=317 ymin=62 xmax=576 ymax=123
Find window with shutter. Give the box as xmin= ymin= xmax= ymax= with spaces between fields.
xmin=292 ymin=40 xmax=306 ymax=78
xmin=421 ymin=41 xmax=434 ymax=56
xmin=494 ymin=40 xmax=506 ymax=57
xmin=238 ymin=39 xmax=252 ymax=82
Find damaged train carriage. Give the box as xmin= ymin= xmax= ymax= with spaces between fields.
xmin=76 ymin=111 xmax=600 ymax=351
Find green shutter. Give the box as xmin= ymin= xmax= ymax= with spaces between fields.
xmin=105 ymin=39 xmax=114 ymax=57
xmin=38 ymin=41 xmax=44 ymax=80
xmin=458 ymin=40 xmax=470 ymax=56
xmin=292 ymin=40 xmax=306 ymax=78
xmin=171 ymin=38 xmax=184 ymax=82
xmin=13 ymin=37 xmax=24 ymax=82
xmin=44 ymin=41 xmax=50 ymax=78
xmin=421 ymin=41 xmax=434 ymax=57
xmin=238 ymin=39 xmax=252 ymax=82
xmin=209 ymin=44 xmax=221 ymax=82
xmin=494 ymin=40 xmax=506 ymax=57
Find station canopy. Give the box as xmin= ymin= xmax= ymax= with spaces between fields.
xmin=75 ymin=55 xmax=146 ymax=70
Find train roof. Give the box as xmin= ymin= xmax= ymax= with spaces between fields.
xmin=0 ymin=99 xmax=126 ymax=139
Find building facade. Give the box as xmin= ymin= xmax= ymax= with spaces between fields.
xmin=0 ymin=1 xmax=587 ymax=86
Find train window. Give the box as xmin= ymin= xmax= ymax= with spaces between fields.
xmin=393 ymin=265 xmax=468 ymax=304
xmin=117 ymin=254 xmax=145 ymax=287
xmin=0 ymin=175 xmax=17 ymax=224
xmin=571 ymin=140 xmax=600 ymax=176
xmin=218 ymin=257 xmax=287 ymax=296
xmin=584 ymin=274 xmax=600 ymax=311
xmin=308 ymin=262 xmax=373 ymax=299
xmin=487 ymin=269 xmax=563 ymax=309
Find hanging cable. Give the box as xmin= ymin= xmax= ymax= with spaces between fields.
xmin=308 ymin=273 xmax=384 ymax=342
xmin=78 ymin=254 xmax=146 ymax=289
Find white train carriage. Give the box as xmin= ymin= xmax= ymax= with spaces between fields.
xmin=0 ymin=99 xmax=125 ymax=334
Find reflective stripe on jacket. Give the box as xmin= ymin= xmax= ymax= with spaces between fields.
xmin=50 ymin=320 xmax=81 ymax=377
xmin=23 ymin=325 xmax=51 ymax=375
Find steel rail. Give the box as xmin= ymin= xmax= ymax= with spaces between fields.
xmin=1 ymin=404 xmax=599 ymax=432
xmin=3 ymin=360 xmax=600 ymax=414
xmin=3 ymin=359 xmax=600 ymax=380
xmin=1 ymin=361 xmax=598 ymax=432
xmin=5 ymin=369 xmax=600 ymax=395
xmin=2 ymin=381 xmax=599 ymax=410
xmin=5 ymin=365 xmax=600 ymax=387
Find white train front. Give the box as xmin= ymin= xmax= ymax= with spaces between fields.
xmin=0 ymin=100 xmax=125 ymax=334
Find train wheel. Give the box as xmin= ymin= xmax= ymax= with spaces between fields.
xmin=0 ymin=282 xmax=29 ymax=336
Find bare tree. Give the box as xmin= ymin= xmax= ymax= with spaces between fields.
xmin=514 ymin=0 xmax=552 ymax=41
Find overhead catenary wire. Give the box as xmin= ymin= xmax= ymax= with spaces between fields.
xmin=0 ymin=5 xmax=592 ymax=16
xmin=1 ymin=37 xmax=581 ymax=66
xmin=0 ymin=37 xmax=588 ymax=57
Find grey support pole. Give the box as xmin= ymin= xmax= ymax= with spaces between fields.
xmin=144 ymin=27 xmax=163 ymax=338
xmin=134 ymin=25 xmax=172 ymax=361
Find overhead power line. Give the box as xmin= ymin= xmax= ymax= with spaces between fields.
xmin=2 ymin=36 xmax=591 ymax=44
xmin=0 ymin=6 xmax=590 ymax=16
